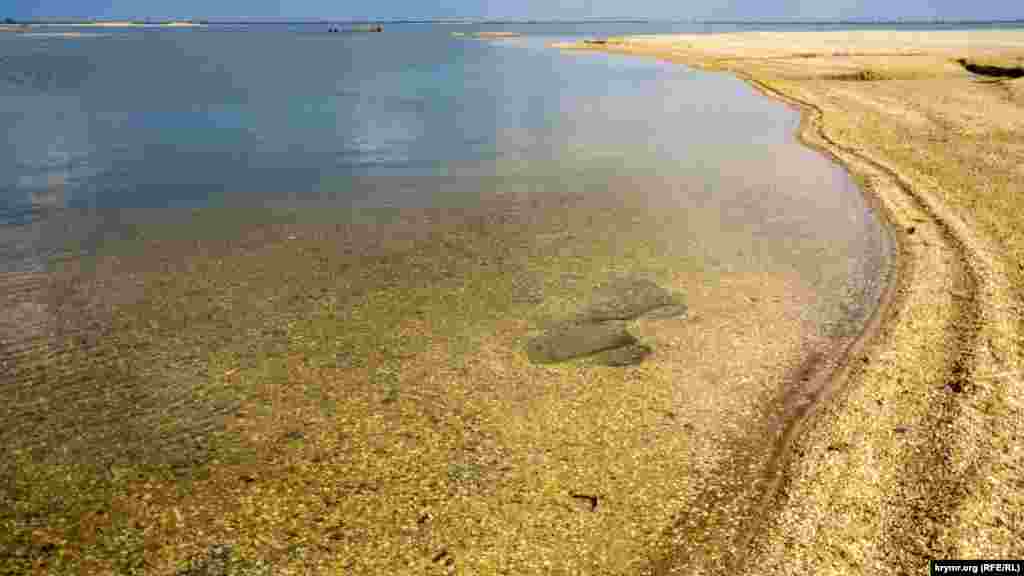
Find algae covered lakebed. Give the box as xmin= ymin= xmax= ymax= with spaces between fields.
xmin=1 ymin=24 xmax=890 ymax=574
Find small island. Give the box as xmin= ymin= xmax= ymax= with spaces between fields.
xmin=0 ymin=17 xmax=29 ymax=32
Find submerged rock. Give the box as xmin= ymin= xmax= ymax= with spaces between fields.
xmin=574 ymin=278 xmax=682 ymax=322
xmin=526 ymin=321 xmax=636 ymax=364
xmin=525 ymin=277 xmax=689 ymax=366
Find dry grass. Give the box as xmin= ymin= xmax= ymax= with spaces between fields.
xmin=558 ymin=29 xmax=1024 ymax=574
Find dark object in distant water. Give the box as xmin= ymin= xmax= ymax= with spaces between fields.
xmin=957 ymin=58 xmax=1024 ymax=79
xmin=3 ymin=18 xmax=15 ymax=25
xmin=328 ymin=25 xmax=382 ymax=34
xmin=345 ymin=25 xmax=384 ymax=33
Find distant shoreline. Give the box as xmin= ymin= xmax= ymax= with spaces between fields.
xmin=13 ymin=18 xmax=1024 ymax=26
xmin=27 ymin=21 xmax=206 ymax=28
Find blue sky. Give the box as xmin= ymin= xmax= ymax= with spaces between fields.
xmin=4 ymin=0 xmax=1021 ymax=21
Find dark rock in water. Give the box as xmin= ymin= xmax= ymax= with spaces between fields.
xmin=575 ymin=278 xmax=679 ymax=322
xmin=524 ymin=277 xmax=688 ymax=366
xmin=526 ymin=321 xmax=637 ymax=364
xmin=592 ymin=343 xmax=653 ymax=367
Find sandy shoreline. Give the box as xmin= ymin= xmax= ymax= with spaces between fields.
xmin=557 ymin=30 xmax=1024 ymax=573
xmin=2 ymin=28 xmax=1021 ymax=576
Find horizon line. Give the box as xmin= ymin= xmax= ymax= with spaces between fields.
xmin=13 ymin=17 xmax=1024 ymax=24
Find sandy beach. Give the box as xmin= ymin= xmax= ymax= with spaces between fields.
xmin=3 ymin=27 xmax=1022 ymax=576
xmin=558 ymin=29 xmax=1024 ymax=573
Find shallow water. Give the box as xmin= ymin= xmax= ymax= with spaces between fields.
xmin=1 ymin=23 xmax=891 ymax=572
xmin=0 ymin=23 xmax=887 ymax=294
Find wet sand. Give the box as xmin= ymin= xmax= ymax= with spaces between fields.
xmin=558 ymin=29 xmax=1024 ymax=573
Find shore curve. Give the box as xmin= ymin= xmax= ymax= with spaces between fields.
xmin=556 ymin=30 xmax=1024 ymax=574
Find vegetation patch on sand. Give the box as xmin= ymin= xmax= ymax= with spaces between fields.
xmin=957 ymin=56 xmax=1024 ymax=78
xmin=558 ymin=29 xmax=1024 ymax=574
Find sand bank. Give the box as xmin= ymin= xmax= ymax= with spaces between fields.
xmin=557 ymin=29 xmax=1024 ymax=574
xmin=31 ymin=21 xmax=204 ymax=28
xmin=42 ymin=21 xmax=144 ymax=27
xmin=19 ymin=32 xmax=108 ymax=38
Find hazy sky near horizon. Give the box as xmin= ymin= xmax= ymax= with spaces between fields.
xmin=4 ymin=0 xmax=1021 ymax=21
